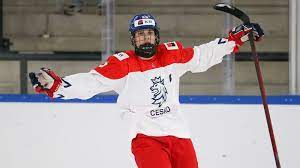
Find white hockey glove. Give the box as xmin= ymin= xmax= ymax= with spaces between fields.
xmin=228 ymin=23 xmax=264 ymax=52
xmin=29 ymin=68 xmax=62 ymax=98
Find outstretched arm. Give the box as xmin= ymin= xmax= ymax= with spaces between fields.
xmin=29 ymin=54 xmax=129 ymax=100
xmin=29 ymin=68 xmax=112 ymax=100
xmin=180 ymin=23 xmax=264 ymax=73
xmin=55 ymin=71 xmax=113 ymax=99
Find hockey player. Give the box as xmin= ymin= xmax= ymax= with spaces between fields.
xmin=29 ymin=13 xmax=264 ymax=168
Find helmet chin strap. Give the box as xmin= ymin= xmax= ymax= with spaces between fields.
xmin=135 ymin=43 xmax=156 ymax=58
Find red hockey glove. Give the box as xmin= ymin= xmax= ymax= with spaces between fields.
xmin=29 ymin=68 xmax=62 ymax=98
xmin=228 ymin=23 xmax=264 ymax=52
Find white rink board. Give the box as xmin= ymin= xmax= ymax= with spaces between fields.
xmin=0 ymin=103 xmax=299 ymax=168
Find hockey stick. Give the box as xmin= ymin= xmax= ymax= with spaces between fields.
xmin=214 ymin=3 xmax=281 ymax=168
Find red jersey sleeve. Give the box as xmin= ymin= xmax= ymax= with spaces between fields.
xmin=91 ymin=52 xmax=130 ymax=94
xmin=94 ymin=53 xmax=129 ymax=80
xmin=161 ymin=41 xmax=196 ymax=76
xmin=174 ymin=41 xmax=194 ymax=64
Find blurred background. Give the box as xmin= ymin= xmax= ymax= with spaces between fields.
xmin=0 ymin=0 xmax=295 ymax=95
xmin=1 ymin=1 xmax=300 ymax=168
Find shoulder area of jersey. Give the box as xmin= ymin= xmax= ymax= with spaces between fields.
xmin=111 ymin=52 xmax=131 ymax=61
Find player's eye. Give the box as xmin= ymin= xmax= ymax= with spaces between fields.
xmin=137 ymin=31 xmax=145 ymax=36
xmin=146 ymin=31 xmax=155 ymax=36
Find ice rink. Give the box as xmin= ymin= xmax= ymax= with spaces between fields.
xmin=0 ymin=95 xmax=299 ymax=168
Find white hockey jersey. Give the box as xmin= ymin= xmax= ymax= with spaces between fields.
xmin=55 ymin=38 xmax=236 ymax=140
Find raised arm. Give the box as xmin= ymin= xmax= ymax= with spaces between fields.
xmin=29 ymin=53 xmax=130 ymax=100
xmin=29 ymin=68 xmax=112 ymax=100
xmin=179 ymin=23 xmax=264 ymax=74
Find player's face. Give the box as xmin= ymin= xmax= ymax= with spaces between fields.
xmin=134 ymin=29 xmax=156 ymax=47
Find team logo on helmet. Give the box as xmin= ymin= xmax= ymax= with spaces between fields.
xmin=150 ymin=76 xmax=168 ymax=107
xmin=138 ymin=20 xmax=143 ymax=25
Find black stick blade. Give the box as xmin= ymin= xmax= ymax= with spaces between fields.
xmin=214 ymin=3 xmax=250 ymax=23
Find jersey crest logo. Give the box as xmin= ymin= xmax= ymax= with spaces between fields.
xmin=164 ymin=41 xmax=179 ymax=50
xmin=150 ymin=76 xmax=168 ymax=107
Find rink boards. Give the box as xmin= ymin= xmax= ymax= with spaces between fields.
xmin=0 ymin=95 xmax=299 ymax=168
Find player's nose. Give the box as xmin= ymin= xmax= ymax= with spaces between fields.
xmin=144 ymin=35 xmax=151 ymax=42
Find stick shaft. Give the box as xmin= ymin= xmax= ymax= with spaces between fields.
xmin=214 ymin=4 xmax=282 ymax=167
xmin=248 ymin=33 xmax=281 ymax=168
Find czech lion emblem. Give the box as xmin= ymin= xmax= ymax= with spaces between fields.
xmin=150 ymin=76 xmax=168 ymax=107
